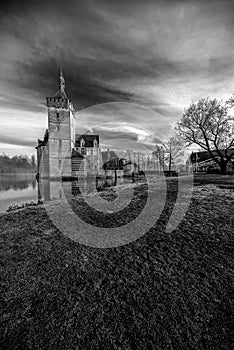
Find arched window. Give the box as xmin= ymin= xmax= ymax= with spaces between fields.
xmin=93 ymin=138 xmax=98 ymax=147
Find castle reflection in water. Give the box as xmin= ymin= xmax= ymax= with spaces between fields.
xmin=37 ymin=175 xmax=131 ymax=202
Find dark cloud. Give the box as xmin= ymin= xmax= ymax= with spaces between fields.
xmin=1 ymin=0 xmax=234 ymax=153
xmin=17 ymin=58 xmax=134 ymax=108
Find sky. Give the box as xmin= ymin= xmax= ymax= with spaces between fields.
xmin=1 ymin=0 xmax=234 ymax=156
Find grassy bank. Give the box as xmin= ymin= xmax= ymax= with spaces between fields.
xmin=194 ymin=173 xmax=234 ymax=186
xmin=0 ymin=181 xmax=234 ymax=349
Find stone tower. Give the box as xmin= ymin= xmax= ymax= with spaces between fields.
xmin=46 ymin=69 xmax=75 ymax=178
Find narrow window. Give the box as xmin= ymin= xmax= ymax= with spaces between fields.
xmin=81 ymin=147 xmax=86 ymax=155
xmin=80 ymin=138 xmax=85 ymax=147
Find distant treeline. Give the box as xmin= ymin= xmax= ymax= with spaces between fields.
xmin=0 ymin=154 xmax=36 ymax=173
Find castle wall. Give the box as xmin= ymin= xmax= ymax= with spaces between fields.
xmin=71 ymin=157 xmax=87 ymax=177
xmin=49 ymin=156 xmax=73 ymax=178
xmin=47 ymin=102 xmax=75 ymax=178
xmin=37 ymin=177 xmax=50 ymax=201
xmin=75 ymin=147 xmax=101 ymax=176
xmin=86 ymin=153 xmax=100 ymax=175
xmin=37 ymin=144 xmax=49 ymax=178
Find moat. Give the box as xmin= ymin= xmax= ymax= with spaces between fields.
xmin=0 ymin=174 xmax=37 ymax=213
xmin=0 ymin=173 xmax=134 ymax=213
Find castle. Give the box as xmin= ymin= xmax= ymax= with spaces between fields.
xmin=36 ymin=69 xmax=102 ymax=179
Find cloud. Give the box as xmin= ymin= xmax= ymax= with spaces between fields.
xmin=1 ymin=0 xmax=234 ymax=154
xmin=0 ymin=135 xmax=35 ymax=147
xmin=75 ymin=102 xmax=172 ymax=151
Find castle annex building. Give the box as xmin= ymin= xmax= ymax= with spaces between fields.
xmin=36 ymin=69 xmax=101 ymax=178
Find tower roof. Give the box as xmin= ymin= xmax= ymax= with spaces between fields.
xmin=54 ymin=68 xmax=68 ymax=99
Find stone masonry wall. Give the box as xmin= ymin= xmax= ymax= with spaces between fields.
xmin=48 ymin=103 xmax=75 ymax=177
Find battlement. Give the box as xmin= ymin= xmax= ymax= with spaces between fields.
xmin=46 ymin=97 xmax=75 ymax=111
xmin=46 ymin=97 xmax=70 ymax=109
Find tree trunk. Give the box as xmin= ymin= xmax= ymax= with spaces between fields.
xmin=220 ymin=161 xmax=227 ymax=175
xmin=169 ymin=153 xmax=172 ymax=176
xmin=114 ymin=168 xmax=117 ymax=186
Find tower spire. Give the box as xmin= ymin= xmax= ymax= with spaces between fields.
xmin=55 ymin=67 xmax=67 ymax=98
xmin=59 ymin=68 xmax=65 ymax=93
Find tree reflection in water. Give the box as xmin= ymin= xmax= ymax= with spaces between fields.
xmin=0 ymin=175 xmax=36 ymax=192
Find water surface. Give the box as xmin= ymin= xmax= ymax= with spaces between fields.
xmin=0 ymin=174 xmax=37 ymax=213
xmin=0 ymin=174 xmax=133 ymax=213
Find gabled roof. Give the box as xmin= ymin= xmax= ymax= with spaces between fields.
xmin=101 ymin=150 xmax=118 ymax=164
xmin=189 ymin=148 xmax=234 ymax=163
xmin=35 ymin=129 xmax=49 ymax=149
xmin=75 ymin=135 xmax=99 ymax=147
xmin=71 ymin=149 xmax=84 ymax=158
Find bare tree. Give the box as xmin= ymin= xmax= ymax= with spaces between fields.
xmin=162 ymin=137 xmax=184 ymax=174
xmin=153 ymin=145 xmax=165 ymax=173
xmin=176 ymin=98 xmax=234 ymax=174
xmin=31 ymin=154 xmax=36 ymax=168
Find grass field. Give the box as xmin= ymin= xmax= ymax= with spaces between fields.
xmin=194 ymin=173 xmax=234 ymax=187
xmin=0 ymin=178 xmax=234 ymax=349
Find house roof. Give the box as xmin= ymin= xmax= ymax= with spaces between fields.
xmin=189 ymin=148 xmax=234 ymax=163
xmin=75 ymin=135 xmax=99 ymax=147
xmin=71 ymin=149 xmax=84 ymax=158
xmin=101 ymin=150 xmax=118 ymax=164
xmin=35 ymin=129 xmax=49 ymax=149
